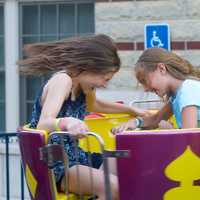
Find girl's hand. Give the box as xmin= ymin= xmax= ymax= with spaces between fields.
xmin=130 ymin=107 xmax=152 ymax=117
xmin=62 ymin=117 xmax=89 ymax=138
xmin=111 ymin=119 xmax=137 ymax=135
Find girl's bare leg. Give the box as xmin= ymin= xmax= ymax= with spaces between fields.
xmin=100 ymin=158 xmax=118 ymax=175
xmin=106 ymin=158 xmax=118 ymax=175
xmin=60 ymin=165 xmax=119 ymax=200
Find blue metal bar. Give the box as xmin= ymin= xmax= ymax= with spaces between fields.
xmin=0 ymin=132 xmax=25 ymax=200
xmin=21 ymin=165 xmax=25 ymax=200
xmin=21 ymin=165 xmax=24 ymax=200
xmin=5 ymin=136 xmax=10 ymax=200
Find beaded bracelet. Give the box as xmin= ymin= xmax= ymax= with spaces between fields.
xmin=59 ymin=118 xmax=66 ymax=131
xmin=54 ymin=118 xmax=62 ymax=131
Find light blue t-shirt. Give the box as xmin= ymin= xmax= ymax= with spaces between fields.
xmin=170 ymin=79 xmax=200 ymax=128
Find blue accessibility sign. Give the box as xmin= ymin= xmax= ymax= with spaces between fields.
xmin=144 ymin=23 xmax=170 ymax=51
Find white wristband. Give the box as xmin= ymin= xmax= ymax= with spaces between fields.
xmin=135 ymin=117 xmax=144 ymax=128
xmin=135 ymin=118 xmax=140 ymax=128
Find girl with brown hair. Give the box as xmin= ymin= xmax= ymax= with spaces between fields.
xmin=19 ymin=34 xmax=146 ymax=200
xmin=112 ymin=47 xmax=200 ymax=133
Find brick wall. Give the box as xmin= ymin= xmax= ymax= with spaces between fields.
xmin=95 ymin=0 xmax=200 ymax=99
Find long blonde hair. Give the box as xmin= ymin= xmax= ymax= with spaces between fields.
xmin=135 ymin=48 xmax=200 ymax=85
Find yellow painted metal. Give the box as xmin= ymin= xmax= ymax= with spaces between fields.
xmin=25 ymin=164 xmax=38 ymax=199
xmin=57 ymin=193 xmax=92 ymax=200
xmin=164 ymin=146 xmax=200 ymax=200
xmin=80 ymin=113 xmax=131 ymax=152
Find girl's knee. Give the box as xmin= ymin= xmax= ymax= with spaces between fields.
xmin=95 ymin=183 xmax=106 ymax=198
xmin=96 ymin=174 xmax=119 ymax=200
xmin=110 ymin=175 xmax=119 ymax=200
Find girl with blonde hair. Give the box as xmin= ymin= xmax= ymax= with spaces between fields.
xmin=112 ymin=47 xmax=200 ymax=133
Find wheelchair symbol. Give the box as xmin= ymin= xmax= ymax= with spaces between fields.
xmin=150 ymin=31 xmax=164 ymax=48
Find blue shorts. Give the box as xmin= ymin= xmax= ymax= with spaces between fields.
xmin=50 ymin=134 xmax=103 ymax=184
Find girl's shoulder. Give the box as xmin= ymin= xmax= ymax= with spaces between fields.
xmin=48 ymin=71 xmax=72 ymax=86
xmin=43 ymin=71 xmax=73 ymax=99
xmin=176 ymin=79 xmax=200 ymax=101
xmin=52 ymin=70 xmax=71 ymax=79
xmin=172 ymin=79 xmax=200 ymax=101
xmin=181 ymin=79 xmax=200 ymax=91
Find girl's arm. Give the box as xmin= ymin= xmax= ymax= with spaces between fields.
xmin=37 ymin=73 xmax=72 ymax=131
xmin=112 ymin=101 xmax=173 ymax=134
xmin=37 ymin=74 xmax=88 ymax=135
xmin=86 ymin=91 xmax=148 ymax=117
xmin=94 ymin=99 xmax=149 ymax=116
xmin=182 ymin=106 xmax=198 ymax=128
xmin=142 ymin=101 xmax=173 ymax=128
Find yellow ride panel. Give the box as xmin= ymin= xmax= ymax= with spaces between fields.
xmin=80 ymin=113 xmax=131 ymax=152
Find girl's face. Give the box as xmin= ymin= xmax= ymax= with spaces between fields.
xmin=79 ymin=71 xmax=116 ymax=91
xmin=139 ymin=63 xmax=171 ymax=97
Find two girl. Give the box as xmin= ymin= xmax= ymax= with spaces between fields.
xmin=20 ymin=33 xmax=200 ymax=198
xmin=18 ymin=34 xmax=146 ymax=200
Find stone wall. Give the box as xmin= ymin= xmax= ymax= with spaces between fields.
xmin=95 ymin=0 xmax=200 ymax=102
xmin=96 ymin=0 xmax=200 ymax=41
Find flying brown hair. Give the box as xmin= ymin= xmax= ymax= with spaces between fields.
xmin=18 ymin=34 xmax=121 ymax=76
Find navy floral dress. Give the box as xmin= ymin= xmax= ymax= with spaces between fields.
xmin=29 ymin=84 xmax=103 ymax=184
